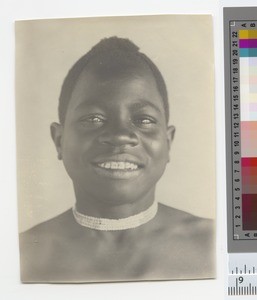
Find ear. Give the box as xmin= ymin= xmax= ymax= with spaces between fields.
xmin=50 ymin=122 xmax=63 ymax=160
xmin=166 ymin=125 xmax=175 ymax=162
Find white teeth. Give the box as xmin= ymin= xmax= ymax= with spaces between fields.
xmin=98 ymin=161 xmax=139 ymax=170
xmin=111 ymin=162 xmax=118 ymax=169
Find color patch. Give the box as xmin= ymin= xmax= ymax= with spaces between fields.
xmin=239 ymin=30 xmax=257 ymax=39
xmin=249 ymin=57 xmax=257 ymax=66
xmin=240 ymin=39 xmax=257 ymax=48
xmin=239 ymin=30 xmax=257 ymax=230
xmin=241 ymin=121 xmax=257 ymax=157
xmin=240 ymin=48 xmax=257 ymax=57
xmin=242 ymin=194 xmax=257 ymax=230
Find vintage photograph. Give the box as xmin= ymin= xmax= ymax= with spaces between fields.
xmin=16 ymin=15 xmax=216 ymax=283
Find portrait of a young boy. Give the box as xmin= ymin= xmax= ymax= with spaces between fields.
xmin=16 ymin=15 xmax=216 ymax=283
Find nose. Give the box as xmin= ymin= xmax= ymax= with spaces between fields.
xmin=98 ymin=123 xmax=139 ymax=147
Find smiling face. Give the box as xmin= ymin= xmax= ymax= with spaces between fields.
xmin=51 ymin=64 xmax=175 ymax=211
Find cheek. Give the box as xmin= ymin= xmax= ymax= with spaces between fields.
xmin=140 ymin=134 xmax=169 ymax=188
xmin=143 ymin=132 xmax=169 ymax=164
xmin=62 ymin=128 xmax=92 ymax=154
xmin=62 ymin=132 xmax=80 ymax=156
xmin=61 ymin=130 xmax=87 ymax=173
xmin=61 ymin=129 xmax=99 ymax=171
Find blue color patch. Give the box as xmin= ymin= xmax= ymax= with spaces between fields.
xmin=240 ymin=48 xmax=257 ymax=57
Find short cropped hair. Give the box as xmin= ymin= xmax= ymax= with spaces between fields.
xmin=58 ymin=36 xmax=169 ymax=124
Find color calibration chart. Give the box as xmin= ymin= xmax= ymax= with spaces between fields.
xmin=240 ymin=29 xmax=257 ymax=233
xmin=224 ymin=7 xmax=257 ymax=297
xmin=232 ymin=25 xmax=257 ymax=238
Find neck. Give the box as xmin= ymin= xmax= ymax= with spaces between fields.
xmin=73 ymin=185 xmax=156 ymax=219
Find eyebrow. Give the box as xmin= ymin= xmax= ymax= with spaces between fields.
xmin=129 ymin=99 xmax=162 ymax=114
xmin=73 ymin=100 xmax=99 ymax=112
xmin=73 ymin=98 xmax=163 ymax=114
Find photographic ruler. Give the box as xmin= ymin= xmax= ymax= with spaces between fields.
xmin=224 ymin=7 xmax=257 ymax=297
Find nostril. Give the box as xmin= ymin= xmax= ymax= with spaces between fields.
xmin=98 ymin=129 xmax=139 ymax=146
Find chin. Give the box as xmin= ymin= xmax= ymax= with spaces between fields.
xmin=91 ymin=180 xmax=156 ymax=207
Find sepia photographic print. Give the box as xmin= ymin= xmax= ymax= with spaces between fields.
xmin=16 ymin=15 xmax=216 ymax=283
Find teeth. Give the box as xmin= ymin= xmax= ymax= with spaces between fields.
xmin=98 ymin=162 xmax=139 ymax=170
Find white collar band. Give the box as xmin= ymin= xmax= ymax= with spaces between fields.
xmin=72 ymin=201 xmax=158 ymax=231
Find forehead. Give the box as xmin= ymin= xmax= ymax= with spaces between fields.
xmin=67 ymin=65 xmax=165 ymax=113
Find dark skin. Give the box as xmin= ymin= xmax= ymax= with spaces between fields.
xmin=52 ymin=66 xmax=175 ymax=218
xmin=20 ymin=206 xmax=214 ymax=282
xmin=20 ymin=64 xmax=215 ymax=283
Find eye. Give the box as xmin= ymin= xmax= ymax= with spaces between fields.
xmin=88 ymin=116 xmax=105 ymax=123
xmin=79 ymin=114 xmax=106 ymax=127
xmin=133 ymin=115 xmax=157 ymax=127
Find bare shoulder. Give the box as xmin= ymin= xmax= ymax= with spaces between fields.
xmin=19 ymin=204 xmax=215 ymax=282
xmin=19 ymin=209 xmax=75 ymax=282
xmin=153 ymin=203 xmax=216 ymax=279
xmin=20 ymin=209 xmax=74 ymax=236
xmin=157 ymin=202 xmax=214 ymax=234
